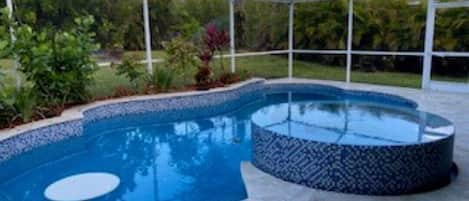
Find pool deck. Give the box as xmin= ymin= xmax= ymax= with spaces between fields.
xmin=241 ymin=78 xmax=469 ymax=201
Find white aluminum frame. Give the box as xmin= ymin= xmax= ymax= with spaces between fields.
xmin=346 ymin=0 xmax=353 ymax=83
xmin=143 ymin=0 xmax=153 ymax=74
xmin=227 ymin=0 xmax=469 ymax=92
xmin=5 ymin=0 xmax=20 ymax=90
xmin=425 ymin=0 xmax=469 ymax=92
xmin=229 ymin=0 xmax=236 ymax=73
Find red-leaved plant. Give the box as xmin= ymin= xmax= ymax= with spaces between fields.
xmin=195 ymin=23 xmax=230 ymax=88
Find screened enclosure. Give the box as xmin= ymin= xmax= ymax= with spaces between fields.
xmin=1 ymin=0 xmax=468 ymax=94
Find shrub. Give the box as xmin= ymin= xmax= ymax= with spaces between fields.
xmin=0 ymin=10 xmax=99 ymax=105
xmin=0 ymin=91 xmax=14 ymax=128
xmin=194 ymin=24 xmax=230 ymax=87
xmin=144 ymin=67 xmax=175 ymax=93
xmin=162 ymin=36 xmax=198 ymax=83
xmin=10 ymin=87 xmax=43 ymax=123
xmin=203 ymin=23 xmax=229 ymax=72
xmin=114 ymin=55 xmax=144 ymax=90
xmin=0 ymin=72 xmax=5 ymax=89
xmin=219 ymin=72 xmax=240 ymax=85
xmin=112 ymin=85 xmax=136 ymax=98
xmin=195 ymin=49 xmax=214 ymax=87
xmin=194 ymin=66 xmax=212 ymax=86
xmin=0 ymin=86 xmax=43 ymax=127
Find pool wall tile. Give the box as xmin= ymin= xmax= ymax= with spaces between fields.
xmin=0 ymin=120 xmax=83 ymax=162
xmin=251 ymin=123 xmax=454 ymax=195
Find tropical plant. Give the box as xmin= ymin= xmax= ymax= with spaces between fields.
xmin=0 ymin=86 xmax=43 ymax=127
xmin=0 ymin=11 xmax=99 ymax=105
xmin=145 ymin=67 xmax=175 ymax=92
xmin=203 ymin=23 xmax=229 ymax=72
xmin=240 ymin=1 xmax=289 ymax=50
xmin=162 ymin=36 xmax=198 ymax=83
xmin=9 ymin=87 xmax=43 ymax=123
xmin=0 ymin=89 xmax=14 ymax=128
xmin=219 ymin=72 xmax=240 ymax=85
xmin=0 ymin=71 xmax=5 ymax=89
xmin=112 ymin=85 xmax=136 ymax=98
xmin=195 ymin=49 xmax=214 ymax=87
xmin=194 ymin=24 xmax=230 ymax=88
xmin=114 ymin=55 xmax=144 ymax=90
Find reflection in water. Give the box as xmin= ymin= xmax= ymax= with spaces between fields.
xmin=253 ymin=95 xmax=453 ymax=145
xmin=0 ymin=112 xmax=254 ymax=201
xmin=0 ymin=92 xmax=453 ymax=201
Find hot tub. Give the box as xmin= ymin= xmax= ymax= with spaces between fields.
xmin=251 ymin=92 xmax=455 ymax=195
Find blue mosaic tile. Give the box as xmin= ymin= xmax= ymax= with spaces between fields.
xmin=251 ymin=123 xmax=454 ymax=195
xmin=0 ymin=120 xmax=83 ymax=162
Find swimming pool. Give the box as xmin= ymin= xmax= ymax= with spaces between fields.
xmin=0 ymin=80 xmax=455 ymax=200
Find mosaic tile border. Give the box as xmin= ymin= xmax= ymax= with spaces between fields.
xmin=251 ymin=122 xmax=455 ymax=195
xmin=0 ymin=78 xmax=424 ymax=164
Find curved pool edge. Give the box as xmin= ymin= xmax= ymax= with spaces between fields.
xmin=0 ymin=78 xmax=265 ymax=162
xmin=0 ymin=78 xmax=423 ymax=163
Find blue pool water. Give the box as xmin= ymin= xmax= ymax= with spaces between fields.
xmin=0 ymin=91 xmax=453 ymax=200
xmin=252 ymin=100 xmax=453 ymax=146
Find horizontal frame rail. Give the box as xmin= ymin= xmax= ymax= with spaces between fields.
xmin=433 ymin=51 xmax=469 ymax=58
xmin=434 ymin=1 xmax=469 ymax=9
xmin=97 ymin=49 xmax=469 ymax=67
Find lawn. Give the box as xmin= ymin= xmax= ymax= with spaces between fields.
xmin=2 ymin=52 xmax=467 ymax=98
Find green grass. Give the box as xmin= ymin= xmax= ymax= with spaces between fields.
xmin=2 ymin=52 xmax=468 ymax=99
xmin=235 ymin=55 xmax=422 ymax=88
xmin=124 ymin=50 xmax=166 ymax=59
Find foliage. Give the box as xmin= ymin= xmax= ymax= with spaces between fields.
xmin=194 ymin=24 xmax=230 ymax=87
xmin=238 ymin=69 xmax=251 ymax=81
xmin=194 ymin=66 xmax=212 ymax=86
xmin=144 ymin=67 xmax=175 ymax=92
xmin=162 ymin=37 xmax=198 ymax=82
xmin=0 ymin=11 xmax=99 ymax=105
xmin=0 ymin=86 xmax=43 ymax=127
xmin=195 ymin=49 xmax=214 ymax=86
xmin=203 ymin=23 xmax=229 ymax=72
xmin=112 ymin=85 xmax=136 ymax=98
xmin=219 ymin=72 xmax=240 ymax=85
xmin=240 ymin=1 xmax=289 ymax=50
xmin=114 ymin=55 xmax=144 ymax=90
xmin=0 ymin=88 xmax=14 ymax=128
xmin=10 ymin=87 xmax=43 ymax=123
xmin=0 ymin=71 xmax=5 ymax=89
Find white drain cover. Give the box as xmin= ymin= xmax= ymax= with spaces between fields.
xmin=44 ymin=172 xmax=120 ymax=201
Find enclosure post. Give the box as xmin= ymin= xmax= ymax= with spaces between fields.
xmin=346 ymin=0 xmax=353 ymax=83
xmin=143 ymin=0 xmax=153 ymax=74
xmin=6 ymin=0 xmax=20 ymax=90
xmin=229 ymin=0 xmax=236 ymax=73
xmin=422 ymin=0 xmax=436 ymax=89
xmin=288 ymin=2 xmax=295 ymax=79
